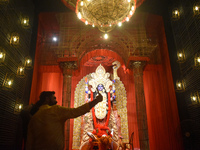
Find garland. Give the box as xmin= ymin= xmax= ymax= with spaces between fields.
xmin=91 ymin=90 xmax=111 ymax=129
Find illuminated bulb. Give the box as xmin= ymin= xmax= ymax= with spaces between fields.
xmin=85 ymin=21 xmax=88 ymax=25
xmin=197 ymin=57 xmax=200 ymax=62
xmin=128 ymin=0 xmax=131 ymax=2
xmin=192 ymin=96 xmax=196 ymax=101
xmin=118 ymin=22 xmax=122 ymax=27
xmin=19 ymin=104 xmax=22 ymax=110
xmin=104 ymin=33 xmax=108 ymax=39
xmin=78 ymin=12 xmax=82 ymax=19
xmin=23 ymin=20 xmax=27 ymax=24
xmin=80 ymin=1 xmax=84 ymax=6
xmin=175 ymin=10 xmax=178 ymax=15
xmin=8 ymin=80 xmax=12 ymax=86
xmin=195 ymin=6 xmax=199 ymax=11
xmin=13 ymin=37 xmax=17 ymax=42
xmin=52 ymin=37 xmax=57 ymax=42
xmin=0 ymin=53 xmax=3 ymax=58
xmin=109 ymin=24 xmax=112 ymax=27
xmin=126 ymin=17 xmax=129 ymax=22
xmin=177 ymin=83 xmax=181 ymax=87
xmin=27 ymin=59 xmax=30 ymax=64
xmin=92 ymin=24 xmax=95 ymax=27
xmin=87 ymin=0 xmax=90 ymax=1
xmin=130 ymin=11 xmax=133 ymax=15
xmin=131 ymin=6 xmax=135 ymax=11
xmin=20 ymin=67 xmax=23 ymax=72
xmin=178 ymin=53 xmax=182 ymax=57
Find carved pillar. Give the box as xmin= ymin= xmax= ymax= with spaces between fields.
xmin=59 ymin=61 xmax=77 ymax=149
xmin=131 ymin=61 xmax=149 ymax=150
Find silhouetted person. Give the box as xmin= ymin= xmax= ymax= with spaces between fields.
xmin=26 ymin=91 xmax=102 ymax=150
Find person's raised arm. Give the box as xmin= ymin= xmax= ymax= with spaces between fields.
xmin=88 ymin=88 xmax=102 ymax=109
xmin=56 ymin=89 xmax=103 ymax=121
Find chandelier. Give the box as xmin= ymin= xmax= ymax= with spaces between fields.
xmin=76 ymin=0 xmax=136 ymax=33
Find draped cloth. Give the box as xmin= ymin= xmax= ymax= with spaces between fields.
xmin=143 ymin=65 xmax=183 ymax=150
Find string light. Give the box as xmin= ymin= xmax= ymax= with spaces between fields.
xmin=80 ymin=0 xmax=84 ymax=6
xmin=118 ymin=22 xmax=122 ymax=27
xmin=126 ymin=17 xmax=129 ymax=22
xmin=78 ymin=12 xmax=82 ymax=19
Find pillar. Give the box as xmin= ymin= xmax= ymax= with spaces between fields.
xmin=59 ymin=61 xmax=77 ymax=149
xmin=131 ymin=61 xmax=150 ymax=150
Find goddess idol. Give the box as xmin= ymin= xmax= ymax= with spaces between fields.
xmin=73 ymin=61 xmax=129 ymax=150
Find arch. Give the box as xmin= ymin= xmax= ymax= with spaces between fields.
xmin=80 ymin=49 xmax=125 ymax=67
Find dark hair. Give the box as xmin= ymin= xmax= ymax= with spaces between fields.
xmin=30 ymin=91 xmax=55 ymax=115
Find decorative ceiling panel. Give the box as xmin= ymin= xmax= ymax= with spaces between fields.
xmin=38 ymin=12 xmax=160 ymax=66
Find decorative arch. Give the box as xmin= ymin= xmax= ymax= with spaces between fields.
xmin=79 ymin=49 xmax=125 ymax=67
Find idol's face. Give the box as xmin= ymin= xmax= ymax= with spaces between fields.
xmin=97 ymin=84 xmax=104 ymax=91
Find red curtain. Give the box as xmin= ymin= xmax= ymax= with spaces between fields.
xmin=29 ymin=65 xmax=63 ymax=105
xmin=143 ymin=65 xmax=183 ymax=150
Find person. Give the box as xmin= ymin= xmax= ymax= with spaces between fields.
xmin=26 ymin=90 xmax=103 ymax=150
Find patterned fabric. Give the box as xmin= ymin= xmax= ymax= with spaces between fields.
xmin=26 ymin=104 xmax=90 ymax=150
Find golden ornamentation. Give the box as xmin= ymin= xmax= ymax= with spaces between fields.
xmin=73 ymin=71 xmax=129 ymax=148
xmin=76 ymin=0 xmax=136 ymax=32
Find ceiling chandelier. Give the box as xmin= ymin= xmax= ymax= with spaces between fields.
xmin=76 ymin=0 xmax=136 ymax=33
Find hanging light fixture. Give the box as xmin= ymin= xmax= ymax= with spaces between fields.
xmin=172 ymin=8 xmax=180 ymax=20
xmin=14 ymin=103 xmax=23 ymax=113
xmin=2 ymin=73 xmax=14 ymax=89
xmin=176 ymin=79 xmax=186 ymax=92
xmin=24 ymin=56 xmax=32 ymax=69
xmin=17 ymin=62 xmax=25 ymax=77
xmin=177 ymin=49 xmax=186 ymax=63
xmin=0 ymin=47 xmax=6 ymax=64
xmin=10 ymin=32 xmax=20 ymax=45
xmin=190 ymin=91 xmax=199 ymax=104
xmin=193 ymin=3 xmax=200 ymax=16
xmin=194 ymin=52 xmax=200 ymax=68
xmin=76 ymin=0 xmax=136 ymax=33
xmin=14 ymin=98 xmax=23 ymax=114
xmin=21 ymin=16 xmax=30 ymax=28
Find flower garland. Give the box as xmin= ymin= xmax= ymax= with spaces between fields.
xmin=91 ymin=90 xmax=111 ymax=129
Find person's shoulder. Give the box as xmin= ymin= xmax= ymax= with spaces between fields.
xmin=49 ymin=104 xmax=64 ymax=110
xmin=51 ymin=104 xmax=61 ymax=108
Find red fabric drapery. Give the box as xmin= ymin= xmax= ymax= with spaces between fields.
xmin=29 ymin=65 xmax=63 ymax=106
xmin=144 ymin=65 xmax=183 ymax=150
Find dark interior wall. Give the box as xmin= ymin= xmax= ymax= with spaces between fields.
xmin=169 ymin=0 xmax=200 ymax=149
xmin=139 ymin=0 xmax=200 ymax=149
xmin=0 ymin=0 xmax=35 ymax=149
